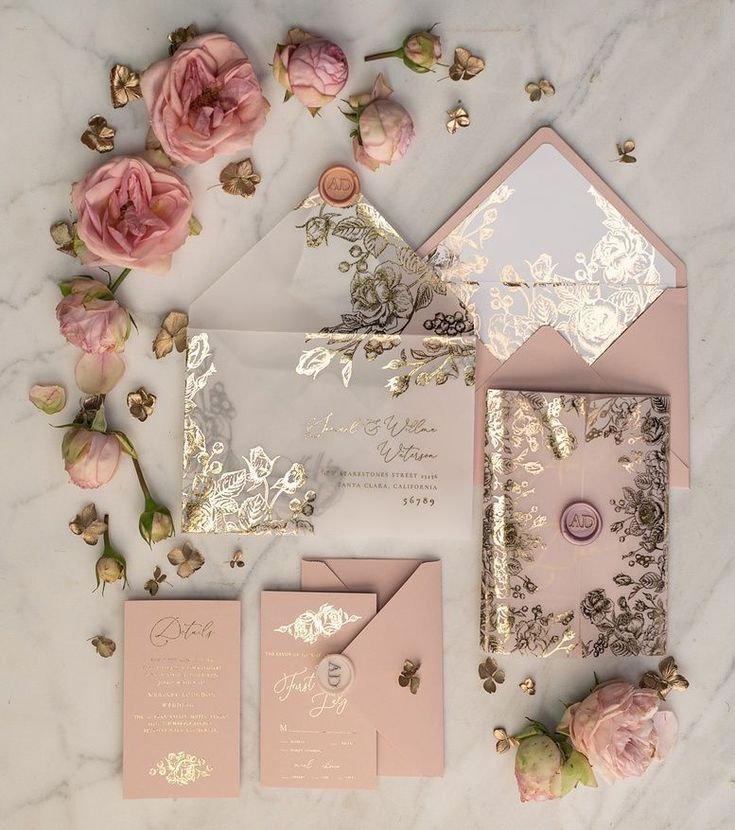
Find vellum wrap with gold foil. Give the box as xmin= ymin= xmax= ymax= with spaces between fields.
xmin=181 ymin=188 xmax=475 ymax=539
xmin=481 ymin=389 xmax=670 ymax=658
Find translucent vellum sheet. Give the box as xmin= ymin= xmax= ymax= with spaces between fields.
xmin=481 ymin=389 xmax=670 ymax=657
xmin=182 ymin=329 xmax=474 ymax=540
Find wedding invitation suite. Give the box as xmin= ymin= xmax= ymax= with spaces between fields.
xmin=260 ymin=591 xmax=378 ymax=788
xmin=183 ymin=189 xmax=475 ymax=539
xmin=481 ymin=390 xmax=669 ymax=658
xmin=123 ymin=600 xmax=240 ymax=798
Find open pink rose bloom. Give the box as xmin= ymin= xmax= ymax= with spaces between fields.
xmin=141 ymin=32 xmax=269 ymax=165
xmin=273 ymin=29 xmax=348 ymax=112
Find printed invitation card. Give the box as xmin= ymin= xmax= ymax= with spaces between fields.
xmin=122 ymin=600 xmax=240 ymax=798
xmin=260 ymin=591 xmax=377 ymax=788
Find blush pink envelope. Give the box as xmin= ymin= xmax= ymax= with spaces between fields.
xmin=301 ymin=559 xmax=444 ymax=778
xmin=417 ymin=127 xmax=690 ymax=488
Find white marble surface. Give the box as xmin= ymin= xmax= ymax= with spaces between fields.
xmin=1 ymin=1 xmax=734 ymax=828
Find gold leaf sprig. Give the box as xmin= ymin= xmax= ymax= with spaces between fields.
xmin=168 ymin=24 xmax=198 ymax=55
xmin=127 ymin=387 xmax=156 ymax=422
xmin=69 ymin=503 xmax=107 ymax=545
xmin=81 ymin=115 xmax=116 ymax=153
xmin=616 ymin=139 xmax=637 ymax=163
xmin=494 ymin=727 xmax=519 ymax=754
xmin=398 ymin=660 xmax=421 ymax=694
xmin=525 ymin=79 xmax=555 ymax=101
xmin=640 ymin=656 xmax=689 ymax=699
xmin=448 ymin=47 xmax=485 ymax=81
xmin=479 ymin=657 xmax=505 ymax=693
xmin=446 ymin=103 xmax=470 ymax=134
xmin=153 ymin=310 xmax=188 ymax=359
xmin=90 ymin=635 xmax=116 ymax=658
xmin=168 ymin=541 xmax=205 ymax=578
xmin=110 ymin=64 xmax=142 ymax=109
xmin=220 ymin=159 xmax=261 ymax=197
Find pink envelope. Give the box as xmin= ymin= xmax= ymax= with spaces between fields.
xmin=301 ymin=559 xmax=444 ymax=778
xmin=417 ymin=127 xmax=690 ymax=488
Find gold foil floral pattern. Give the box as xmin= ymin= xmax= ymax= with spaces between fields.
xmin=431 ymin=182 xmax=666 ymax=364
xmin=182 ymin=333 xmax=317 ymax=535
xmin=482 ymin=390 xmax=670 ymax=658
xmin=297 ymin=333 xmax=474 ymax=397
xmin=274 ymin=604 xmax=362 ymax=645
xmin=149 ymin=751 xmax=213 ymax=786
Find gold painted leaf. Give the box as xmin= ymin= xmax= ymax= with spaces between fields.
xmin=220 ymin=158 xmax=261 ymax=197
xmin=446 ymin=105 xmax=471 ymax=134
xmin=617 ymin=139 xmax=637 ymax=163
xmin=127 ymin=387 xmax=156 ymax=421
xmin=168 ymin=24 xmax=198 ymax=55
xmin=153 ymin=310 xmax=188 ymax=359
xmin=69 ymin=503 xmax=107 ymax=545
xmin=91 ymin=635 xmax=116 ymax=657
xmin=449 ymin=47 xmax=485 ymax=81
xmin=110 ymin=63 xmax=142 ymax=109
xmin=525 ymin=79 xmax=555 ymax=101
xmin=81 ymin=115 xmax=116 ymax=153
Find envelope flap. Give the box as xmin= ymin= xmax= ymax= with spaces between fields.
xmin=342 ymin=561 xmax=443 ymax=776
xmin=301 ymin=559 xmax=422 ymax=608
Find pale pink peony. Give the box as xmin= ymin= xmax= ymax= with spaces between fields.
xmin=273 ymin=29 xmax=348 ymax=112
xmin=141 ymin=32 xmax=269 ymax=165
xmin=558 ymin=680 xmax=678 ymax=782
xmin=349 ymin=75 xmax=415 ymax=171
xmin=71 ymin=157 xmax=193 ymax=274
xmin=62 ymin=427 xmax=121 ymax=489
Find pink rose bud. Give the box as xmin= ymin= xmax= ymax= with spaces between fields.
xmin=346 ymin=75 xmax=415 ymax=171
xmin=364 ymin=27 xmax=442 ymax=74
xmin=402 ymin=30 xmax=442 ymax=72
xmin=514 ymin=735 xmax=565 ymax=802
xmin=62 ymin=427 xmax=121 ymax=489
xmin=558 ymin=680 xmax=679 ymax=782
xmin=56 ymin=278 xmax=131 ymax=353
xmin=139 ymin=503 xmax=174 ymax=546
xmin=29 ymin=384 xmax=66 ymax=415
xmin=141 ymin=33 xmax=269 ymax=166
xmin=273 ymin=29 xmax=348 ymax=114
xmin=71 ymin=157 xmax=193 ymax=274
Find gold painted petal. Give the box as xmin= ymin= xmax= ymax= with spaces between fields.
xmin=494 ymin=668 xmax=506 ymax=684
xmin=409 ymin=675 xmax=420 ymax=694
xmin=110 ymin=63 xmax=142 ymax=109
xmin=91 ymin=635 xmax=116 ymax=657
xmin=398 ymin=674 xmax=409 ymax=687
xmin=220 ymin=158 xmax=261 ymax=197
xmin=168 ymin=24 xmax=198 ymax=55
xmin=483 ymin=677 xmax=497 ymax=694
xmin=153 ymin=310 xmax=188 ymax=358
xmin=81 ymin=115 xmax=116 ymax=153
xmin=538 ymin=79 xmax=555 ymax=96
xmin=449 ymin=47 xmax=485 ymax=81
xmin=167 ymin=547 xmax=186 ymax=566
xmin=144 ymin=579 xmax=159 ymax=596
xmin=446 ymin=105 xmax=471 ymax=134
xmin=127 ymin=386 xmax=156 ymax=421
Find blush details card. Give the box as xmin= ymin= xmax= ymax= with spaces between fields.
xmin=123 ymin=600 xmax=241 ymax=799
xmin=260 ymin=591 xmax=377 ymax=788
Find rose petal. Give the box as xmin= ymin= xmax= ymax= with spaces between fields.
xmin=29 ymin=383 xmax=66 ymax=414
xmin=653 ymin=710 xmax=678 ymax=760
xmin=75 ymin=352 xmax=125 ymax=394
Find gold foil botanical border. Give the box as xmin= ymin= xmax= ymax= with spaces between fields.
xmin=181 ymin=332 xmax=317 ymax=535
xmin=432 ymin=184 xmax=667 ymax=364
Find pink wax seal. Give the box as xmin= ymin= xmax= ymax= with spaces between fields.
xmin=561 ymin=502 xmax=602 ymax=545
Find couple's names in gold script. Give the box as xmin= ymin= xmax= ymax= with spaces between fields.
xmin=306 ymin=412 xmax=438 ymax=464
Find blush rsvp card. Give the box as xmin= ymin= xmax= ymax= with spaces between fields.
xmin=260 ymin=591 xmax=378 ymax=788
xmin=123 ymin=600 xmax=241 ymax=798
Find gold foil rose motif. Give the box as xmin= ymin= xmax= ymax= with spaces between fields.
xmin=275 ymin=604 xmax=363 ymax=645
xmin=149 ymin=751 xmax=213 ymax=786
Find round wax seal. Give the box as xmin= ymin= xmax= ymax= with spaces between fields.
xmin=561 ymin=501 xmax=602 ymax=545
xmin=316 ymin=654 xmax=354 ymax=694
xmin=318 ymin=165 xmax=361 ymax=207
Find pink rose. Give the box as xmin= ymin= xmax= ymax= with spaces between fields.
xmin=72 ymin=157 xmax=193 ymax=274
xmin=141 ymin=32 xmax=269 ymax=165
xmin=273 ymin=28 xmax=348 ymax=113
xmin=347 ymin=75 xmax=415 ymax=171
xmin=62 ymin=427 xmax=121 ymax=489
xmin=514 ymin=735 xmax=566 ymax=802
xmin=559 ymin=680 xmax=678 ymax=782
xmin=56 ymin=277 xmax=131 ymax=393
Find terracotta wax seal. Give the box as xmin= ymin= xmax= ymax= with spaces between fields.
xmin=318 ymin=165 xmax=361 ymax=207
xmin=561 ymin=501 xmax=602 ymax=545
xmin=315 ymin=654 xmax=354 ymax=694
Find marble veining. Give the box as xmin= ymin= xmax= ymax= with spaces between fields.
xmin=1 ymin=1 xmax=734 ymax=828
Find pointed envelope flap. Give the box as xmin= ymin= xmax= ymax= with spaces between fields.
xmin=419 ymin=127 xmax=686 ymax=364
xmin=190 ymin=188 xmax=465 ymax=336
xmin=301 ymin=559 xmax=422 ymax=608
xmin=341 ymin=562 xmax=443 ymax=777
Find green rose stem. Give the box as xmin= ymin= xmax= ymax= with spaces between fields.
xmin=131 ymin=455 xmax=174 ymax=546
xmin=364 ymin=49 xmax=403 ymax=62
xmin=109 ymin=267 xmax=131 ymax=294
xmin=95 ymin=513 xmax=128 ymax=594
